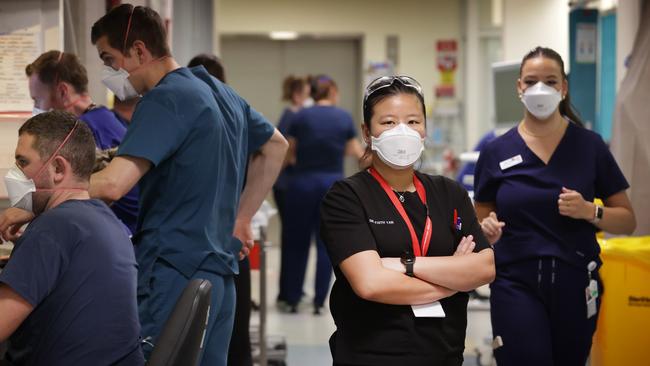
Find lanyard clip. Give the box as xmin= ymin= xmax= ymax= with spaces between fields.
xmin=587 ymin=261 xmax=597 ymax=280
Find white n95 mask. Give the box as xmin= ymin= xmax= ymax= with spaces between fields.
xmin=371 ymin=123 xmax=424 ymax=170
xmin=4 ymin=165 xmax=36 ymax=212
xmin=101 ymin=66 xmax=139 ymax=101
xmin=521 ymin=81 xmax=562 ymax=120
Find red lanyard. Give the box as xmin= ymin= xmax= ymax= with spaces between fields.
xmin=368 ymin=167 xmax=432 ymax=257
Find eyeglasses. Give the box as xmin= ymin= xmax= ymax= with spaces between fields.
xmin=363 ymin=75 xmax=423 ymax=103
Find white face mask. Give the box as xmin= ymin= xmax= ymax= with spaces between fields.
xmin=371 ymin=123 xmax=424 ymax=170
xmin=4 ymin=165 xmax=36 ymax=212
xmin=101 ymin=65 xmax=139 ymax=101
xmin=521 ymin=81 xmax=562 ymax=120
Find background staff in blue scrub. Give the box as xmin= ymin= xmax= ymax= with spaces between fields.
xmin=278 ymin=75 xmax=363 ymax=314
xmin=474 ymin=46 xmax=636 ymax=366
xmin=86 ymin=5 xmax=285 ymax=366
xmin=24 ymin=50 xmax=140 ymax=235
xmin=274 ymin=75 xmax=310 ymax=238
xmin=274 ymin=75 xmax=310 ymax=307
xmin=320 ymin=76 xmax=495 ymax=366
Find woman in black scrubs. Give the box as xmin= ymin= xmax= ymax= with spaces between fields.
xmin=320 ymin=76 xmax=495 ymax=366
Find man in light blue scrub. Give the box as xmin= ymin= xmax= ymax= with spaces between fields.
xmin=87 ymin=5 xmax=288 ymax=366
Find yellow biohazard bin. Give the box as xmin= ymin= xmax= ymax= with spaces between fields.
xmin=591 ymin=236 xmax=650 ymax=366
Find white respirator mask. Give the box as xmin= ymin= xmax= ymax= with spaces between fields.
xmin=101 ymin=66 xmax=139 ymax=101
xmin=520 ymin=81 xmax=562 ymax=120
xmin=371 ymin=123 xmax=424 ymax=170
xmin=3 ymin=165 xmax=37 ymax=212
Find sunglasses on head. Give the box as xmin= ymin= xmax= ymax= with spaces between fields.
xmin=363 ymin=75 xmax=423 ymax=104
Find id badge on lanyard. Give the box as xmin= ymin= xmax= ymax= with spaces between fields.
xmin=586 ymin=261 xmax=599 ymax=319
xmin=368 ymin=168 xmax=445 ymax=318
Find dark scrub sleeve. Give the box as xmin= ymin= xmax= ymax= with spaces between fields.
xmin=320 ymin=180 xmax=377 ymax=266
xmin=0 ymin=232 xmax=65 ymax=307
xmin=285 ymin=113 xmax=300 ymax=139
xmin=473 ymin=145 xmax=498 ymax=203
xmin=594 ymin=136 xmax=629 ymax=199
xmin=452 ymin=180 xmax=491 ymax=251
xmin=118 ymin=99 xmax=189 ymax=167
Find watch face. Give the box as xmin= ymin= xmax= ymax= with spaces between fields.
xmin=596 ymin=205 xmax=604 ymax=219
xmin=401 ymin=251 xmax=415 ymax=264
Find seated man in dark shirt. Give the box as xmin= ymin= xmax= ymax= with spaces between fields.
xmin=0 ymin=111 xmax=143 ymax=366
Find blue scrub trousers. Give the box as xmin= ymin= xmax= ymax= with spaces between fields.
xmin=139 ymin=258 xmax=236 ymax=366
xmin=490 ymin=257 xmax=602 ymax=366
xmin=279 ymin=172 xmax=340 ymax=307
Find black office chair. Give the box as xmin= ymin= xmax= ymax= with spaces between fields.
xmin=146 ymin=279 xmax=212 ymax=366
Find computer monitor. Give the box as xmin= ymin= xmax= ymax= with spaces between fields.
xmin=492 ymin=60 xmax=522 ymax=127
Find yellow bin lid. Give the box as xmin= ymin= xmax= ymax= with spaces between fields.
xmin=598 ymin=236 xmax=650 ymax=269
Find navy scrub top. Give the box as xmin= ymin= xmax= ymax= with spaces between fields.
xmin=0 ymin=200 xmax=143 ymax=365
xmin=474 ymin=122 xmax=629 ymax=269
xmin=287 ymin=105 xmax=357 ymax=174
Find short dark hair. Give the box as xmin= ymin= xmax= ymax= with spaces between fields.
xmin=310 ymin=74 xmax=337 ymax=102
xmin=91 ymin=4 xmax=171 ymax=58
xmin=19 ymin=111 xmax=96 ymax=181
xmin=188 ymin=53 xmax=226 ymax=83
xmin=520 ymin=46 xmax=584 ymax=127
xmin=25 ymin=50 xmax=88 ymax=94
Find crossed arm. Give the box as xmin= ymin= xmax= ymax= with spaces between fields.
xmin=339 ymin=236 xmax=495 ymax=305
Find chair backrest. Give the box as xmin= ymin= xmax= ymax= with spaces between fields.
xmin=146 ymin=279 xmax=212 ymax=366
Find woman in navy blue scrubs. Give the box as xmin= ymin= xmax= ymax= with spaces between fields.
xmin=274 ymin=76 xmax=310 ymax=307
xmin=474 ymin=47 xmax=637 ymax=366
xmin=279 ymin=75 xmax=363 ymax=314
xmin=273 ymin=75 xmax=311 ymax=221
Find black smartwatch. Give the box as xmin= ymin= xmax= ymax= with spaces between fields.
xmin=591 ymin=204 xmax=604 ymax=224
xmin=400 ymin=251 xmax=415 ymax=277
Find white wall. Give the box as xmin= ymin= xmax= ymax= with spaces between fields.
xmin=172 ymin=0 xmax=214 ymax=66
xmin=216 ymin=0 xmax=462 ymax=112
xmin=616 ymin=0 xmax=642 ymax=88
xmin=463 ymin=0 xmax=484 ymax=151
xmin=502 ymin=0 xmax=569 ymax=64
xmin=0 ymin=0 xmax=63 ymax=200
xmin=65 ymin=0 xmax=105 ymax=105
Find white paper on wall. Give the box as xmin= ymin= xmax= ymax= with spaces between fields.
xmin=0 ymin=25 xmax=41 ymax=112
xmin=576 ymin=23 xmax=597 ymax=64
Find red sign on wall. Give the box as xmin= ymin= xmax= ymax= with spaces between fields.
xmin=436 ymin=40 xmax=457 ymax=98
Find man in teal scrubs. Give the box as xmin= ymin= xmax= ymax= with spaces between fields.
xmin=88 ymin=5 xmax=287 ymax=366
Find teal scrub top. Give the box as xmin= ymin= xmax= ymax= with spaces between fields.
xmin=117 ymin=66 xmax=275 ymax=288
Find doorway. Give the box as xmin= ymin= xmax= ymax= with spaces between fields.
xmin=220 ymin=36 xmax=362 ymax=125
